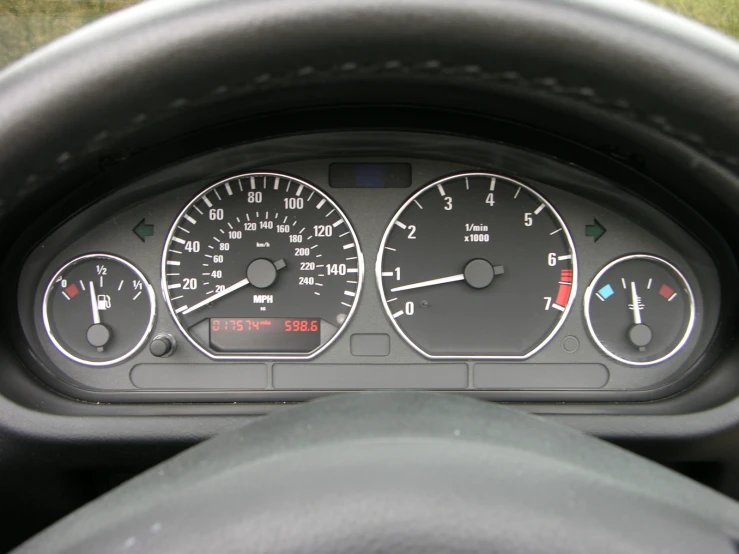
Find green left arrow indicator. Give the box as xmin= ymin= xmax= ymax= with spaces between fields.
xmin=133 ymin=219 xmax=154 ymax=242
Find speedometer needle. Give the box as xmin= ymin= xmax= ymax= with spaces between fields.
xmin=390 ymin=274 xmax=465 ymax=293
xmin=182 ymin=277 xmax=251 ymax=315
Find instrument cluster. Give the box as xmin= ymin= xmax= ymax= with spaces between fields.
xmin=16 ymin=133 xmax=723 ymax=403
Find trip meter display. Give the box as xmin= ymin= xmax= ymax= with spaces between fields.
xmin=377 ymin=172 xmax=577 ymax=358
xmin=162 ymin=173 xmax=363 ymax=359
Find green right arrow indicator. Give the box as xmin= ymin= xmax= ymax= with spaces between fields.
xmin=585 ymin=219 xmax=606 ymax=242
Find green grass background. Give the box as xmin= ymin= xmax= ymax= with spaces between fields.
xmin=0 ymin=0 xmax=738 ymax=68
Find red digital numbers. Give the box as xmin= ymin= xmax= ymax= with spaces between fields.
xmin=212 ymin=318 xmax=318 ymax=333
xmin=284 ymin=319 xmax=319 ymax=333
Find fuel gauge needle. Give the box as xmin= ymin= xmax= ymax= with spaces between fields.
xmin=90 ymin=281 xmax=101 ymax=324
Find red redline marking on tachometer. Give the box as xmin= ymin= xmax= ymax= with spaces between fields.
xmin=555 ymin=284 xmax=571 ymax=307
xmin=560 ymin=269 xmax=573 ymax=284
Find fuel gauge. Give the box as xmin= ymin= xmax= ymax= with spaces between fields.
xmin=42 ymin=254 xmax=155 ymax=366
xmin=584 ymin=254 xmax=695 ymax=366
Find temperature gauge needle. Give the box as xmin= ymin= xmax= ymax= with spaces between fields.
xmin=630 ymin=281 xmax=642 ymax=325
xmin=628 ymin=280 xmax=652 ymax=350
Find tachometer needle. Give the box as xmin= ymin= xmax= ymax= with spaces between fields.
xmin=89 ymin=281 xmax=101 ymax=324
xmin=630 ymin=281 xmax=643 ymax=325
xmin=182 ymin=277 xmax=251 ymax=315
xmin=390 ymin=274 xmax=465 ymax=293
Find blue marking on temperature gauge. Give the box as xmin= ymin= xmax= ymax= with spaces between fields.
xmin=597 ymin=284 xmax=615 ymax=301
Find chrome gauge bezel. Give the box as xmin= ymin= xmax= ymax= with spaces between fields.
xmin=42 ymin=253 xmax=156 ymax=367
xmin=375 ymin=171 xmax=578 ymax=360
xmin=584 ymin=254 xmax=696 ymax=367
xmin=161 ymin=172 xmax=365 ymax=360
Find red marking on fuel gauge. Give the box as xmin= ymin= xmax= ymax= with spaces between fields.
xmin=63 ymin=283 xmax=79 ymax=299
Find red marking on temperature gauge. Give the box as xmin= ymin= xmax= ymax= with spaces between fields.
xmin=659 ymin=284 xmax=677 ymax=301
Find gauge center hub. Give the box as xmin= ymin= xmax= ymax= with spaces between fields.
xmin=463 ymin=259 xmax=496 ymax=289
xmin=247 ymin=258 xmax=278 ymax=289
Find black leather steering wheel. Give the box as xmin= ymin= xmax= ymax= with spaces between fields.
xmin=13 ymin=392 xmax=739 ymax=553
xmin=6 ymin=0 xmax=739 ymax=551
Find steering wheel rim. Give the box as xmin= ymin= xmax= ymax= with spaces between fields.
xmin=12 ymin=392 xmax=739 ymax=553
xmin=5 ymin=0 xmax=739 ymax=551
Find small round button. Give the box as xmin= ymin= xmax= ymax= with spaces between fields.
xmin=150 ymin=334 xmax=176 ymax=357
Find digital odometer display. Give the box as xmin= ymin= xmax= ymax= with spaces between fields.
xmin=377 ymin=172 xmax=577 ymax=358
xmin=162 ymin=173 xmax=363 ymax=359
xmin=209 ymin=318 xmax=321 ymax=353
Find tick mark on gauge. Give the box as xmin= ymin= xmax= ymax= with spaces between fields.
xmin=176 ymin=226 xmax=190 ymax=234
xmin=325 ymin=208 xmax=336 ymax=218
xmin=647 ymin=278 xmax=653 ymax=289
xmin=332 ymin=219 xmax=343 ymax=227
xmin=558 ymin=255 xmax=572 ymax=261
xmin=250 ymin=176 xmax=256 ymax=190
xmin=316 ymin=198 xmax=326 ymax=209
xmin=414 ymin=199 xmax=423 ymax=209
xmin=203 ymin=195 xmax=213 ymax=208
xmin=534 ymin=203 xmax=545 ymax=215
xmin=344 ymin=290 xmax=356 ymax=297
xmin=387 ymin=297 xmax=398 ymax=303
xmin=343 ymin=243 xmax=355 ymax=250
xmin=238 ymin=179 xmax=244 ymax=191
xmin=550 ymin=228 xmax=562 ymax=235
xmin=295 ymin=184 xmax=303 ymax=196
xmin=166 ymin=261 xmax=181 ymax=266
xmin=339 ymin=231 xmax=349 ymax=237
xmin=193 ymin=205 xmax=203 ymax=215
xmin=347 ymin=268 xmax=358 ymax=273
xmin=514 ymin=187 xmax=521 ymax=199
xmin=551 ymin=303 xmax=566 ymax=311
xmin=381 ymin=271 xmax=394 ymax=277
xmin=342 ymin=302 xmax=352 ymax=307
xmin=385 ymin=246 xmax=396 ymax=252
xmin=395 ymin=221 xmax=407 ymax=229
xmin=225 ymin=183 xmax=233 ymax=196
xmin=489 ymin=178 xmax=496 ymax=191
xmin=214 ymin=190 xmax=222 ymax=201
xmin=307 ymin=190 xmax=315 ymax=201
xmin=392 ymin=310 xmax=404 ymax=318
xmin=437 ymin=184 xmax=446 ymax=196
xmin=274 ymin=177 xmax=281 ymax=190
xmin=172 ymin=237 xmax=186 ymax=244
xmin=79 ymin=281 xmax=86 ymax=291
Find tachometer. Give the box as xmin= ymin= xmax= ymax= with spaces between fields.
xmin=377 ymin=172 xmax=576 ymax=358
xmin=162 ymin=173 xmax=363 ymax=359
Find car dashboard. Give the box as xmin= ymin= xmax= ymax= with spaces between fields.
xmin=12 ymin=131 xmax=729 ymax=405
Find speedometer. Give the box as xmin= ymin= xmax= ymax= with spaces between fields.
xmin=162 ymin=173 xmax=363 ymax=359
xmin=377 ymin=172 xmax=576 ymax=358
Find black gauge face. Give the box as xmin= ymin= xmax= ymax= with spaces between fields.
xmin=162 ymin=173 xmax=363 ymax=358
xmin=585 ymin=255 xmax=695 ymax=365
xmin=377 ymin=172 xmax=577 ymax=358
xmin=43 ymin=254 xmax=155 ymax=366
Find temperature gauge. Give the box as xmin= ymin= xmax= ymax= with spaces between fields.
xmin=42 ymin=254 xmax=155 ymax=366
xmin=584 ymin=254 xmax=695 ymax=366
